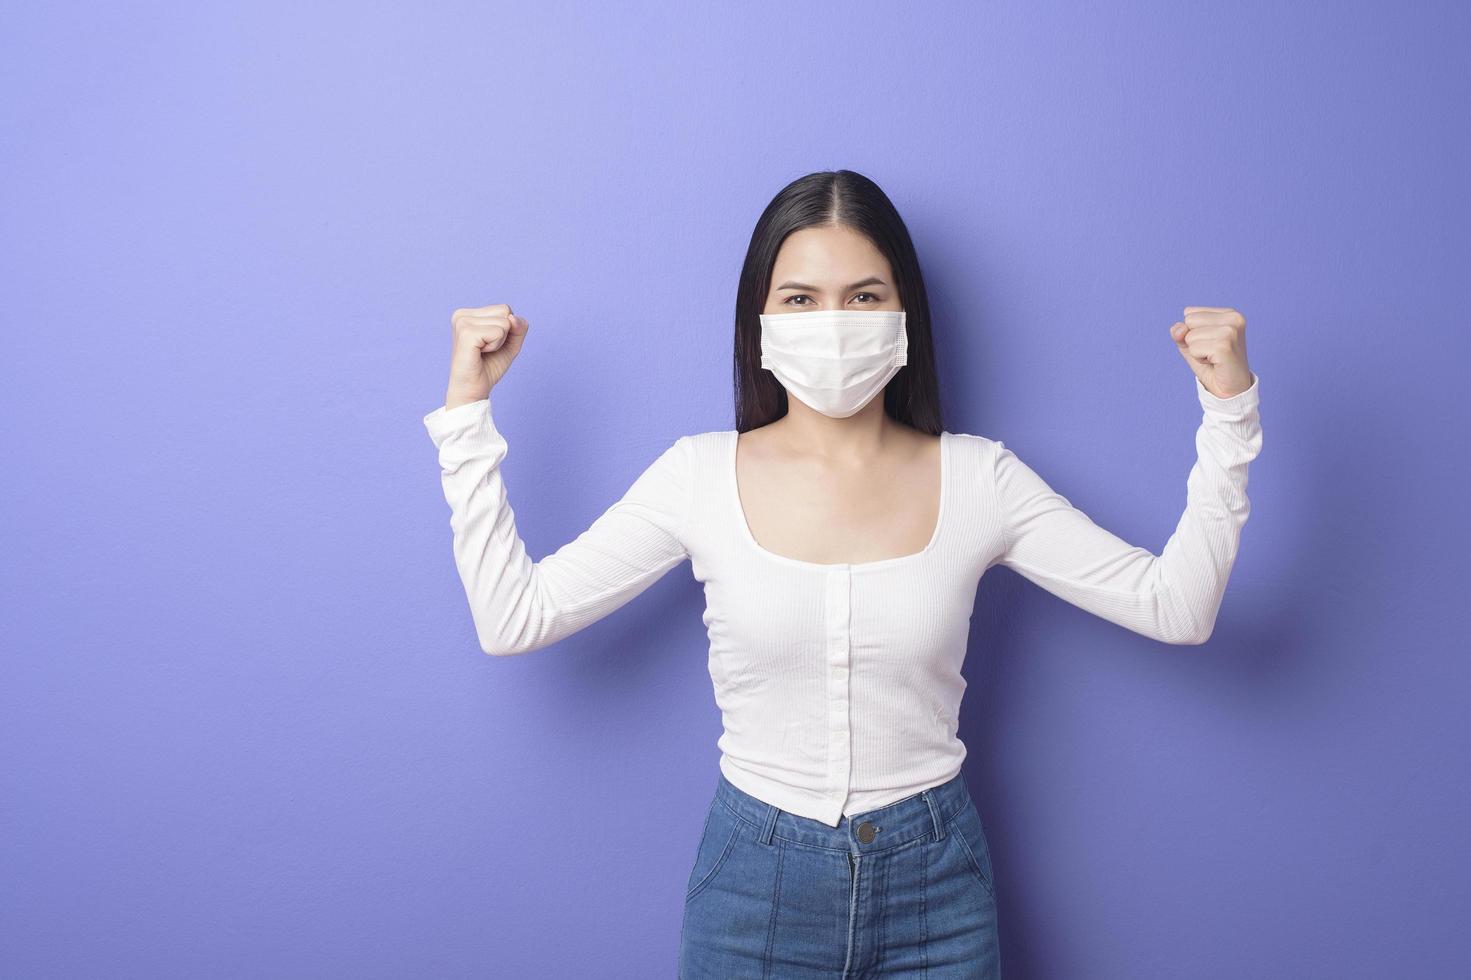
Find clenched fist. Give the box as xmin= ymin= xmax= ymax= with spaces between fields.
xmin=1170 ymin=306 xmax=1253 ymax=399
xmin=443 ymin=304 xmax=530 ymax=410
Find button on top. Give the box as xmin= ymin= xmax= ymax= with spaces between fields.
xmin=856 ymin=821 xmax=878 ymax=844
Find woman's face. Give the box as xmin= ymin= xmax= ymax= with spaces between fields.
xmin=762 ymin=224 xmax=901 ymax=315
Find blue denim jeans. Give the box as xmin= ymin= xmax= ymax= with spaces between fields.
xmin=678 ymin=771 xmax=1002 ymax=978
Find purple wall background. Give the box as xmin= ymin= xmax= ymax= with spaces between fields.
xmin=4 ymin=1 xmax=1468 ymax=977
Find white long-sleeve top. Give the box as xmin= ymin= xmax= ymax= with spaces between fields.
xmin=423 ymin=372 xmax=1262 ymax=827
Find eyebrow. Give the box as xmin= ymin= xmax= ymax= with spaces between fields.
xmin=775 ymin=277 xmax=888 ymax=291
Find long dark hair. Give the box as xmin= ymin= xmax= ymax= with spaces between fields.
xmin=733 ymin=170 xmax=944 ymax=435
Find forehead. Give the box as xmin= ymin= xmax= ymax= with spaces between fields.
xmin=771 ymin=225 xmax=891 ymax=280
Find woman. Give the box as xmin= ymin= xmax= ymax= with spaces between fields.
xmin=422 ymin=170 xmax=1261 ymax=978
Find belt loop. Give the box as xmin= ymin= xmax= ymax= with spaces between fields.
xmin=922 ymin=790 xmax=945 ymax=842
xmin=758 ymin=802 xmax=779 ymax=846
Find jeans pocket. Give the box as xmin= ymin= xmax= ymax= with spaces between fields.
xmin=684 ymin=799 xmax=743 ymax=905
xmin=947 ymin=799 xmax=998 ymax=901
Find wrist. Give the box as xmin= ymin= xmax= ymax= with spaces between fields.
xmin=444 ymin=386 xmax=491 ymax=412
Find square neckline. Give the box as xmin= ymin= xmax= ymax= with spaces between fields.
xmin=726 ymin=429 xmax=950 ymax=572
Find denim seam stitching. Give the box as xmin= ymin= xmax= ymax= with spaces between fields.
xmin=684 ymin=814 xmax=742 ymax=905
xmin=762 ymin=839 xmax=783 ymax=978
xmin=876 ymin=846 xmax=891 ymax=971
xmin=919 ymin=836 xmax=931 ymax=974
xmin=949 ymin=813 xmax=997 ymax=900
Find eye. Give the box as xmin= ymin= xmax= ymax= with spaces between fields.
xmin=852 ymin=292 xmax=879 ymax=304
xmin=782 ymin=295 xmax=813 ymax=306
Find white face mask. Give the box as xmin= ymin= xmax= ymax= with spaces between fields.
xmin=758 ymin=308 xmax=909 ymax=418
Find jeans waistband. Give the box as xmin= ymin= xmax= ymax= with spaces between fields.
xmin=713 ymin=771 xmax=973 ymax=854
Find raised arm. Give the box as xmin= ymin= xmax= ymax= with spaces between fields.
xmin=423 ymin=396 xmax=692 ymax=656
xmin=990 ymin=372 xmax=1262 ymax=644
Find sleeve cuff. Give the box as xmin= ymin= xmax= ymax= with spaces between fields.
xmin=1196 ymin=370 xmax=1259 ymax=417
xmin=423 ymin=395 xmax=495 ymax=445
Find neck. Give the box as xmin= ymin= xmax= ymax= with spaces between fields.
xmin=768 ymin=398 xmax=901 ymax=459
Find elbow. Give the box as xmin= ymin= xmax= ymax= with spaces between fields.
xmin=1154 ymin=583 xmax=1218 ymax=646
xmin=1167 ymin=612 xmax=1216 ymax=646
xmin=478 ymin=632 xmax=537 ymax=657
xmin=477 ymin=627 xmax=508 ymax=656
xmin=1147 ymin=623 xmax=1209 ymax=646
xmin=469 ymin=576 xmax=557 ymax=656
xmin=470 ymin=595 xmax=536 ymax=656
xmin=474 ymin=619 xmax=520 ymax=657
xmin=1174 ymin=625 xmax=1213 ymax=646
xmin=476 ymin=618 xmax=549 ymax=657
xmin=480 ymin=639 xmax=536 ymax=657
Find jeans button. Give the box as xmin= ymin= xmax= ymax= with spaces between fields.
xmin=856 ymin=820 xmax=878 ymax=843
